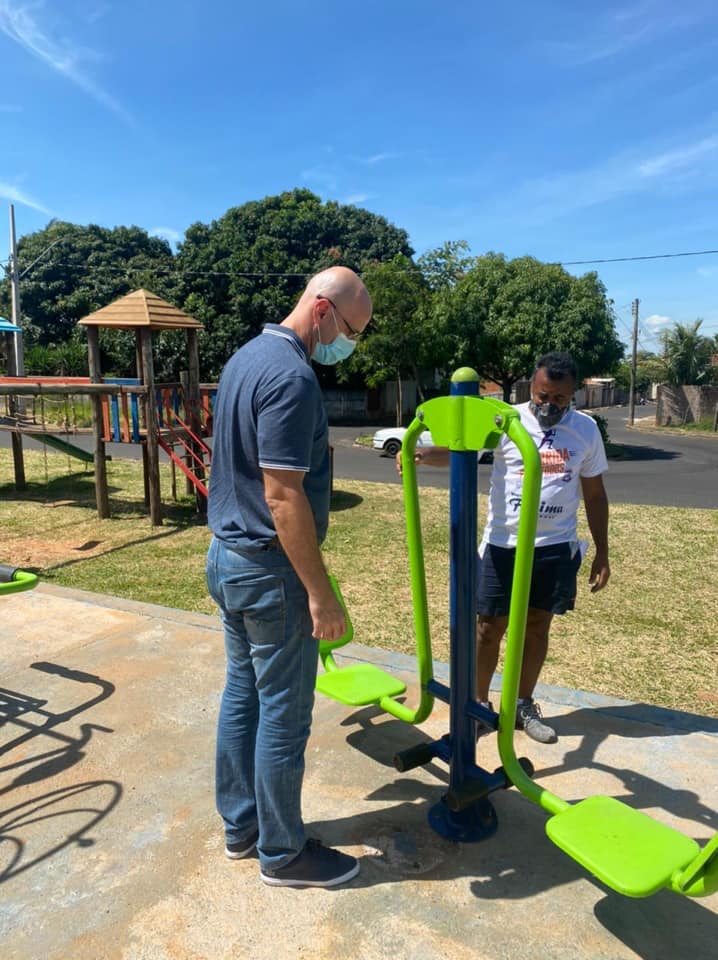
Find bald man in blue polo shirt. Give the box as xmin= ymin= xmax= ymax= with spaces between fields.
xmin=206 ymin=266 xmax=372 ymax=888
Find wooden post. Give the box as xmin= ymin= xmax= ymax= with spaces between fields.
xmin=4 ymin=330 xmax=26 ymax=490
xmin=186 ymin=329 xmax=207 ymax=514
xmin=86 ymin=326 xmax=110 ymax=519
xmin=140 ymin=328 xmax=162 ymax=525
xmin=141 ymin=441 xmax=150 ymax=507
xmin=9 ymin=419 xmax=25 ymax=490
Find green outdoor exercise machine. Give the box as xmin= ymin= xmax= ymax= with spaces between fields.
xmin=0 ymin=565 xmax=38 ymax=597
xmin=317 ymin=368 xmax=718 ymax=898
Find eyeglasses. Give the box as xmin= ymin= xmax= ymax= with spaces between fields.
xmin=316 ymin=294 xmax=362 ymax=341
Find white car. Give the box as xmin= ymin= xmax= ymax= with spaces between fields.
xmin=371 ymin=426 xmax=494 ymax=462
xmin=372 ymin=427 xmax=434 ymax=457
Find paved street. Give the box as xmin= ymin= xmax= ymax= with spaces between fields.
xmin=1 ymin=403 xmax=716 ymax=509
xmin=331 ymin=404 xmax=718 ymax=509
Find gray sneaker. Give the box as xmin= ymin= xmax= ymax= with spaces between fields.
xmin=516 ymin=699 xmax=557 ymax=744
xmin=260 ymin=838 xmax=360 ymax=888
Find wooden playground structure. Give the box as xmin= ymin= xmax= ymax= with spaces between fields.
xmin=0 ymin=290 xmax=216 ymax=525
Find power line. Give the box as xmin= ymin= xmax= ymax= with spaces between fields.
xmin=560 ymin=248 xmax=718 ymax=266
xmin=29 ymin=249 xmax=718 ymax=279
xmin=0 ymin=259 xmax=314 ymax=277
xmin=15 ymin=261 xmax=313 ymax=277
xmin=613 ymin=310 xmax=635 ymax=339
xmin=4 ymin=246 xmax=718 ymax=278
xmin=616 ymin=319 xmax=634 ymax=340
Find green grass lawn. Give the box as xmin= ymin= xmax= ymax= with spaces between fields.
xmin=2 ymin=448 xmax=716 ymax=717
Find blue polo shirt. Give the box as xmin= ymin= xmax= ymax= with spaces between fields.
xmin=208 ymin=324 xmax=330 ymax=550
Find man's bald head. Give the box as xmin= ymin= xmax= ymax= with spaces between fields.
xmin=303 ymin=266 xmax=372 ymax=335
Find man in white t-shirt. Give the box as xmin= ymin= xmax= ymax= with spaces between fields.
xmin=409 ymin=352 xmax=610 ymax=744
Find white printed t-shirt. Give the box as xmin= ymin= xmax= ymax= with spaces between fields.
xmin=482 ymin=402 xmax=608 ymax=549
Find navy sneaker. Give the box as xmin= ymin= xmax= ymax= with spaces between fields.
xmin=260 ymin=838 xmax=360 ymax=888
xmin=225 ymin=829 xmax=259 ymax=860
xmin=516 ymin=699 xmax=557 ymax=744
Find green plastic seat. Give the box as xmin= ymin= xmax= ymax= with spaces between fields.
xmin=546 ymin=795 xmax=700 ymax=898
xmin=316 ymin=576 xmax=407 ymax=708
xmin=316 ymin=664 xmax=406 ymax=706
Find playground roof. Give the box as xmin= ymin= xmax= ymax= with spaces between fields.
xmin=0 ymin=319 xmax=21 ymax=332
xmin=78 ymin=289 xmax=204 ymax=331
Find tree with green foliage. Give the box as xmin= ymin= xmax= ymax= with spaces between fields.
xmin=416 ymin=239 xmax=473 ymax=292
xmin=613 ymin=351 xmax=668 ymax=397
xmin=1 ymin=221 xmax=176 ymax=347
xmin=439 ymin=253 xmax=623 ymax=400
xmin=0 ymin=220 xmax=177 ymax=377
xmin=175 ymin=189 xmax=413 ymax=379
xmin=659 ymin=319 xmax=716 ymax=386
xmin=350 ymin=255 xmax=429 ymax=424
xmin=23 ymin=340 xmax=89 ymax=377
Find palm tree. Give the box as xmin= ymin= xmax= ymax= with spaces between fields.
xmin=659 ymin=319 xmax=714 ymax=385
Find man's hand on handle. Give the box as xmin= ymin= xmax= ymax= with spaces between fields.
xmin=309 ymin=588 xmax=347 ymax=642
xmin=395 ymin=446 xmax=448 ymax=475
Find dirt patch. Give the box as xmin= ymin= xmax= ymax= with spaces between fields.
xmin=5 ymin=537 xmax=105 ymax=568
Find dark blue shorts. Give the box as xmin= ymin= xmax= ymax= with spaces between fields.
xmin=477 ymin=542 xmax=582 ymax=617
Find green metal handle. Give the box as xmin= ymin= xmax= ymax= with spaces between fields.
xmin=495 ymin=419 xmax=569 ymax=816
xmin=0 ymin=569 xmax=38 ymax=596
xmin=318 ymin=575 xmax=354 ymax=674
xmin=396 ymin=418 xmax=435 ymax=724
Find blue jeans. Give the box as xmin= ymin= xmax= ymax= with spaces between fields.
xmin=206 ymin=536 xmax=319 ymax=870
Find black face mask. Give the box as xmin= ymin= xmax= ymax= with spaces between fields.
xmin=529 ymin=400 xmax=568 ymax=430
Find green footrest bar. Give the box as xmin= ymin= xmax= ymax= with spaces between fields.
xmin=316 ymin=664 xmax=406 ymax=707
xmin=0 ymin=568 xmax=38 ymax=596
xmin=546 ymin=795 xmax=700 ymax=898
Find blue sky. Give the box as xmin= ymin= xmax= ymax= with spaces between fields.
xmin=1 ymin=0 xmax=717 ymax=352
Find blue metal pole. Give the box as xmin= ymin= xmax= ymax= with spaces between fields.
xmin=427 ymin=368 xmax=498 ymax=842
xmin=448 ymin=372 xmax=479 ymax=794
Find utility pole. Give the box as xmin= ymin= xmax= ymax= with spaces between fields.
xmin=8 ymin=204 xmax=25 ymax=376
xmin=628 ymin=298 xmax=639 ymax=426
xmin=6 ymin=205 xmax=26 ymax=488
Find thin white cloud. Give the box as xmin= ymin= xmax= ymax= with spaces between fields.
xmin=557 ymin=24 xmax=655 ymax=66
xmin=551 ymin=3 xmax=703 ymax=66
xmin=644 ymin=314 xmax=672 ymax=330
xmin=512 ymin=129 xmax=718 ymax=223
xmin=0 ymin=1 xmax=131 ymax=122
xmin=85 ymin=2 xmax=110 ymax=25
xmin=697 ymin=265 xmax=718 ymax=277
xmin=0 ymin=103 xmax=22 ymax=112
xmin=341 ymin=193 xmax=372 ymax=205
xmin=149 ymin=226 xmax=183 ymax=246
xmin=0 ymin=180 xmax=51 ymax=214
xmin=611 ymin=1 xmax=654 ymax=23
xmin=639 ymin=136 xmax=718 ymax=177
xmin=301 ymin=166 xmax=338 ymax=191
xmin=362 ymin=152 xmax=399 ymax=165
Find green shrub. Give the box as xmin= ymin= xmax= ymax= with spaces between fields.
xmin=591 ymin=413 xmax=610 ymax=447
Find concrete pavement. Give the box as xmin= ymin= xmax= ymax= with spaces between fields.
xmin=1 ymin=583 xmax=717 ymax=959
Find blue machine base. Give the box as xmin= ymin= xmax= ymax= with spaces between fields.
xmin=428 ymin=796 xmax=498 ymax=843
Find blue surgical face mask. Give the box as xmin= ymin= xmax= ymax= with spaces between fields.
xmin=311 ymin=308 xmax=357 ymax=365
